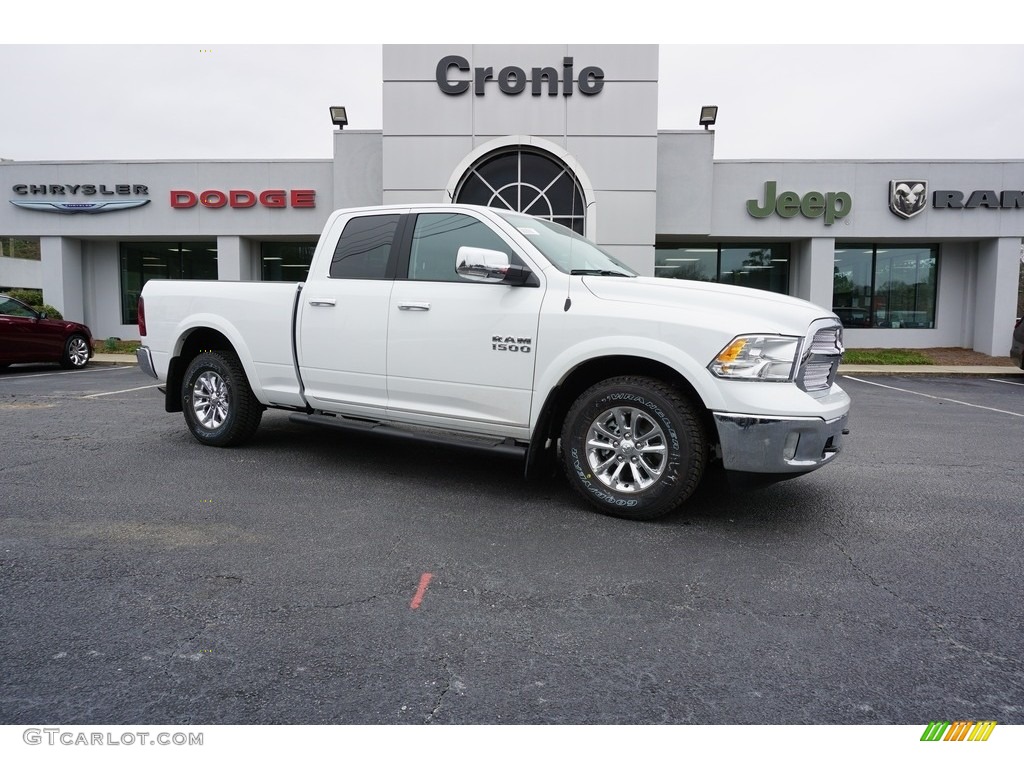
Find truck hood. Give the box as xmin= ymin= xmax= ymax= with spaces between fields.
xmin=580 ymin=275 xmax=837 ymax=334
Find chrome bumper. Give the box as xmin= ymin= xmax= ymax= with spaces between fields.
xmin=136 ymin=346 xmax=158 ymax=379
xmin=713 ymin=411 xmax=848 ymax=475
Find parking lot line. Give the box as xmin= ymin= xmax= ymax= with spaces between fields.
xmin=987 ymin=378 xmax=1024 ymax=387
xmin=82 ymin=384 xmax=162 ymax=399
xmin=0 ymin=366 xmax=134 ymax=381
xmin=842 ymin=375 xmax=1024 ymax=418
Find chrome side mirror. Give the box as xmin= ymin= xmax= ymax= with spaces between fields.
xmin=456 ymin=246 xmax=533 ymax=286
xmin=456 ymin=246 xmax=510 ymax=283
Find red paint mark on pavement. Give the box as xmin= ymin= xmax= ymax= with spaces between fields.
xmin=410 ymin=572 xmax=433 ymax=609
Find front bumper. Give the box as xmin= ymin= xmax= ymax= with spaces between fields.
xmin=713 ymin=411 xmax=849 ymax=475
xmin=136 ymin=345 xmax=158 ymax=379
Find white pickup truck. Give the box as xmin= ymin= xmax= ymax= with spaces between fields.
xmin=137 ymin=203 xmax=849 ymax=520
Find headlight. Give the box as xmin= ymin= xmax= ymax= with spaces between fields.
xmin=708 ymin=335 xmax=800 ymax=381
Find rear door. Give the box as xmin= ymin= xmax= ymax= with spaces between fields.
xmin=295 ymin=211 xmax=404 ymax=417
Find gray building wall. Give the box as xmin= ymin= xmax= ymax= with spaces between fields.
xmin=381 ymin=44 xmax=660 ymax=273
xmin=0 ymin=254 xmax=41 ymax=290
xmin=0 ymin=159 xmax=335 ymax=337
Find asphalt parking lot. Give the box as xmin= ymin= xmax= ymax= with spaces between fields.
xmin=1 ymin=364 xmax=1021 ymax=726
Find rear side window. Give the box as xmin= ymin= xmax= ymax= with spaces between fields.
xmin=330 ymin=214 xmax=400 ymax=279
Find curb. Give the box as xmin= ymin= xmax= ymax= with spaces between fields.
xmin=839 ymin=366 xmax=1024 ymax=377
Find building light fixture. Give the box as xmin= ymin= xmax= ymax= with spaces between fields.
xmin=330 ymin=106 xmax=348 ymax=129
xmin=699 ymin=105 xmax=718 ymax=130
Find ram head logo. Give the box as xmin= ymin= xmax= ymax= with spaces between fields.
xmin=889 ymin=180 xmax=928 ymax=219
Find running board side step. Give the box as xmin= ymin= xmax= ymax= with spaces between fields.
xmin=288 ymin=412 xmax=528 ymax=460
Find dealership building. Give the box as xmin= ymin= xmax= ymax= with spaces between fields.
xmin=1 ymin=44 xmax=1021 ymax=355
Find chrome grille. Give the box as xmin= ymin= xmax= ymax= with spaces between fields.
xmin=797 ymin=321 xmax=843 ymax=394
xmin=802 ymin=360 xmax=835 ymax=390
xmin=809 ymin=325 xmax=844 ymax=355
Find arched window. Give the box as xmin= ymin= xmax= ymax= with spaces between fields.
xmin=454 ymin=147 xmax=586 ymax=234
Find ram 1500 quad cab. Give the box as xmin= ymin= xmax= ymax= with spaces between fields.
xmin=137 ymin=204 xmax=850 ymax=520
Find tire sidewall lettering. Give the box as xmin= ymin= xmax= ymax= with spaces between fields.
xmin=561 ymin=377 xmax=705 ymax=520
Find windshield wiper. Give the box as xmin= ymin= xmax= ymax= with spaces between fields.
xmin=570 ymin=269 xmax=633 ymax=277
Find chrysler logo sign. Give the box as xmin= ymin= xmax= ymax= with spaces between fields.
xmin=890 ymin=180 xmax=927 ymax=219
xmin=9 ymin=182 xmax=151 ymax=214
xmin=11 ymin=200 xmax=149 ymax=214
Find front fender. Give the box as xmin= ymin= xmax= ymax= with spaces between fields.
xmin=530 ymin=335 xmax=725 ymax=434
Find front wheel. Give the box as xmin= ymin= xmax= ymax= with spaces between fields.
xmin=560 ymin=376 xmax=707 ymax=520
xmin=60 ymin=334 xmax=91 ymax=369
xmin=181 ymin=351 xmax=263 ymax=446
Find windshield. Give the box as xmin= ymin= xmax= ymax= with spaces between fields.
xmin=494 ymin=211 xmax=637 ymax=277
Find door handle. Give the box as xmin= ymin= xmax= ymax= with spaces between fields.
xmin=397 ymin=302 xmax=431 ymax=311
xmin=308 ymin=298 xmax=336 ymax=307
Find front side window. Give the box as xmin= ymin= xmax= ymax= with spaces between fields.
xmin=833 ymin=245 xmax=937 ymax=328
xmin=120 ymin=241 xmax=217 ymax=324
xmin=408 ymin=213 xmax=515 ymax=282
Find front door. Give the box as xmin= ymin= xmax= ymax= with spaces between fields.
xmin=386 ymin=210 xmax=545 ymax=436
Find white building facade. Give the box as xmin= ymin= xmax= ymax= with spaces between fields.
xmin=1 ymin=44 xmax=1020 ymax=355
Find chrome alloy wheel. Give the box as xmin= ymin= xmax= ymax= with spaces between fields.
xmin=68 ymin=337 xmax=90 ymax=367
xmin=585 ymin=406 xmax=668 ymax=493
xmin=192 ymin=370 xmax=229 ymax=429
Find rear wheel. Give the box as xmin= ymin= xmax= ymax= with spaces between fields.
xmin=560 ymin=376 xmax=706 ymax=520
xmin=182 ymin=351 xmax=263 ymax=446
xmin=59 ymin=334 xmax=90 ymax=369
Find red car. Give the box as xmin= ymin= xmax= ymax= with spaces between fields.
xmin=0 ymin=294 xmax=94 ymax=370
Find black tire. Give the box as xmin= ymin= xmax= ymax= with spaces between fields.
xmin=560 ymin=376 xmax=706 ymax=521
xmin=59 ymin=334 xmax=91 ymax=369
xmin=181 ymin=351 xmax=263 ymax=447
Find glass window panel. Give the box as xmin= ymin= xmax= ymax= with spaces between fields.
xmin=261 ymin=241 xmax=317 ymax=282
xmin=408 ymin=213 xmax=515 ymax=282
xmin=873 ymin=246 xmax=937 ymax=328
xmin=833 ymin=244 xmax=937 ymax=329
xmin=327 ymin=215 xmax=398 ymax=280
xmin=455 ymin=147 xmax=586 ymax=234
xmin=0 ymin=237 xmax=41 ymax=260
xmin=721 ymin=245 xmax=790 ymax=293
xmin=654 ymin=246 xmax=717 ymax=282
xmin=833 ymin=246 xmax=874 ymax=327
xmin=120 ymin=241 xmax=216 ymax=324
xmin=471 ymin=154 xmax=520 ymax=209
xmin=655 ymin=243 xmax=790 ymax=296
